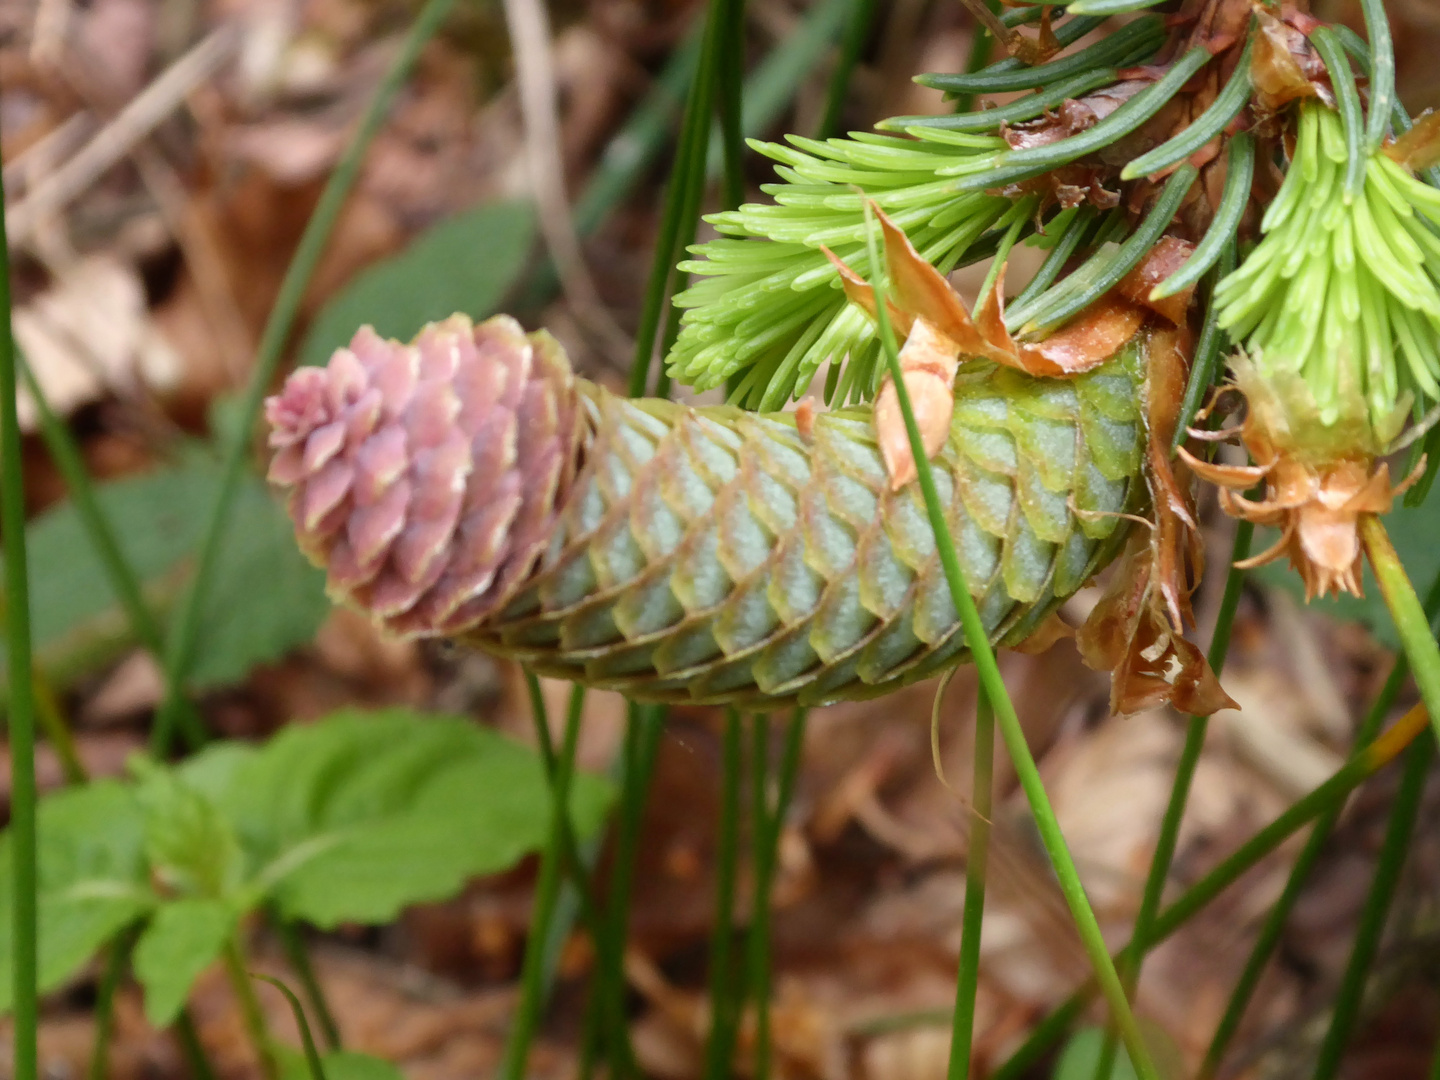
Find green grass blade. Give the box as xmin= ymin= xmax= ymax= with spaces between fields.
xmin=589 ymin=703 xmax=666 ymax=1070
xmin=19 ymin=359 xmax=208 ymax=750
xmin=994 ymin=702 xmax=1432 ymax=1078
xmin=862 ymin=205 xmax=1161 ymax=1080
xmin=703 ymin=709 xmax=745 ymax=1080
xmin=1094 ymin=521 xmax=1254 ymax=1079
xmin=714 ymin=0 xmax=746 ymax=210
xmin=275 ymin=917 xmax=342 ymax=1051
xmin=499 ymin=684 xmax=585 ymax=1079
xmin=0 ymin=154 xmax=39 ymax=1080
xmin=947 ymin=0 xmax=1001 ymax=114
xmin=1311 ymin=736 xmax=1432 ymax=1080
xmin=746 ymin=709 xmax=805 ymax=1080
xmin=1200 ymin=569 xmax=1440 ymax=1078
xmin=151 ymin=0 xmax=457 ymax=754
xmin=251 ymin=975 xmax=327 ymax=1080
xmin=1363 ymin=516 xmax=1440 ymax=749
xmin=817 ymin=0 xmax=878 ymax=137
xmin=175 ymin=1009 xmax=220 ymax=1080
xmin=946 ymin=690 xmax=994 ymax=1080
xmin=88 ymin=924 xmax=139 ymax=1080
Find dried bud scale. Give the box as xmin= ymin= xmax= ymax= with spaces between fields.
xmin=267 ymin=317 xmax=1148 ymax=708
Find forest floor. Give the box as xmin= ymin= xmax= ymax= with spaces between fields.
xmin=4 ymin=0 xmax=1440 ymax=1076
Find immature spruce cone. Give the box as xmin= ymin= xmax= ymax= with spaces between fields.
xmin=268 ymin=316 xmax=1148 ymax=708
xmin=265 ymin=314 xmax=582 ymax=636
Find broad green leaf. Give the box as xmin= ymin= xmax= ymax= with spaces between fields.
xmin=132 ymin=898 xmax=234 ymax=1026
xmin=279 ymin=1049 xmax=404 ymax=1080
xmin=1051 ymin=1024 xmax=1186 ymax=1080
xmin=0 ymin=781 xmax=156 ymax=1012
xmin=0 ymin=459 xmax=328 ymax=699
xmin=1052 ymin=1029 xmax=1140 ymax=1080
xmin=181 ymin=708 xmax=612 ymax=927
xmin=319 ymin=1052 xmax=404 ymax=1080
xmin=134 ymin=758 xmax=243 ymax=898
xmin=1257 ymin=498 xmax=1440 ymax=649
xmin=298 ymin=200 xmax=537 ymax=367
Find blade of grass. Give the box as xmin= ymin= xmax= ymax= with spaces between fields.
xmin=703 ymin=709 xmax=746 ymax=1080
xmin=949 ymin=0 xmax=1002 ymax=114
xmin=629 ymin=0 xmax=729 ymax=397
xmin=714 ymin=0 xmax=746 ymax=211
xmin=747 ymin=713 xmax=772 ymax=1078
xmin=1092 ymin=520 xmax=1254 ymax=1080
xmin=524 ymin=674 xmax=637 ymax=1076
xmin=175 ymin=1009 xmax=219 ymax=1080
xmin=499 ymin=683 xmax=586 ymax=1079
xmin=992 ymin=700 xmax=1433 ymax=1079
xmin=88 ymin=924 xmax=139 ymax=1080
xmin=151 ymin=0 xmax=457 ymax=755
xmin=18 ymin=358 xmax=206 ymax=750
xmin=223 ymin=938 xmax=278 ymax=1080
xmin=744 ymin=708 xmax=805 ymax=1080
xmin=946 ymin=690 xmax=994 ymax=1080
xmin=584 ymin=702 xmax=666 ymax=1077
xmin=860 ymin=202 xmax=1160 ymax=1080
xmin=0 ymin=154 xmax=39 ymax=1080
xmin=275 ymin=916 xmax=341 ymax=1051
xmin=1311 ymin=734 xmax=1432 ymax=1080
xmin=1201 ymin=567 xmax=1440 ymax=1078
xmin=251 ymin=975 xmax=328 ymax=1080
xmin=1362 ymin=516 xmax=1440 ymax=748
xmin=816 ymin=0 xmax=877 ymax=138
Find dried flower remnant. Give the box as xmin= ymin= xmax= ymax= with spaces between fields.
xmin=267 ymin=316 xmax=1148 ymax=708
xmin=1190 ymin=102 xmax=1440 ymax=598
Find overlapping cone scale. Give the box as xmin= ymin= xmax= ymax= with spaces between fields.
xmin=265 ymin=314 xmax=582 ymax=636
xmin=267 ymin=318 xmax=1149 ymax=708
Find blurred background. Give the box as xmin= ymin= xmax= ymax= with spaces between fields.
xmin=3 ymin=0 xmax=1440 ymax=1075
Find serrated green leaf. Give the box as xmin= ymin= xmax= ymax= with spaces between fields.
xmin=0 ymin=781 xmax=156 ymax=1013
xmin=298 ymin=200 xmax=536 ymax=367
xmin=134 ymin=758 xmax=243 ymax=898
xmin=0 ymin=459 xmax=328 ymax=701
xmin=132 ymin=898 xmax=234 ymax=1027
xmin=182 ymin=708 xmax=613 ymax=927
xmin=1255 ymin=498 xmax=1440 ymax=649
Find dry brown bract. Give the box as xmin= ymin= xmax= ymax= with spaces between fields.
xmin=1078 ymin=328 xmax=1236 ymax=717
xmin=824 ymin=205 xmax=1152 ymax=489
xmin=1180 ymin=421 xmax=1423 ymax=601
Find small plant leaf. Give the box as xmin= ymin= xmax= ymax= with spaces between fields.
xmin=133 ymin=758 xmax=244 ymax=898
xmin=298 ymin=200 xmax=537 ymax=368
xmin=132 ymin=898 xmax=234 ymax=1027
xmin=182 ymin=708 xmax=613 ymax=927
xmin=0 ymin=459 xmax=328 ymax=701
xmin=0 ymin=781 xmax=156 ymax=1012
xmin=279 ymin=1050 xmax=402 ymax=1080
xmin=1052 ymin=1028 xmax=1140 ymax=1080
